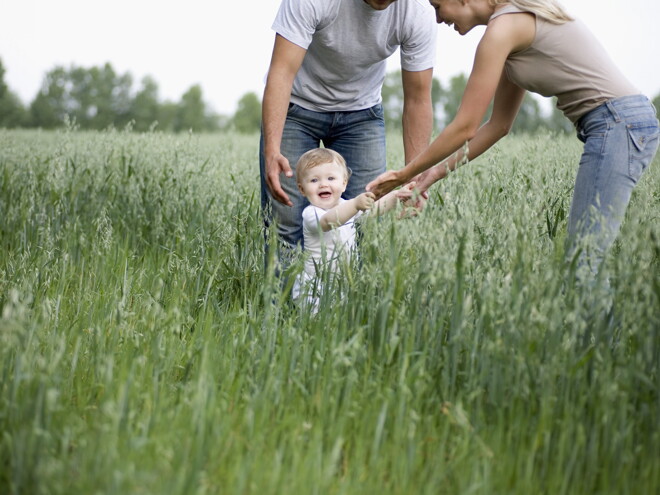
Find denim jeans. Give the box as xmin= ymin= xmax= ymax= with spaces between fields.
xmin=260 ymin=103 xmax=386 ymax=262
xmin=568 ymin=95 xmax=659 ymax=294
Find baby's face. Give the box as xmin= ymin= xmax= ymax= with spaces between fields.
xmin=298 ymin=161 xmax=348 ymax=210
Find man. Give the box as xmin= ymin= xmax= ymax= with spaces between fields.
xmin=260 ymin=0 xmax=437 ymax=266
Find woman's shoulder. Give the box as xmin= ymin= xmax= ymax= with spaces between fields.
xmin=484 ymin=5 xmax=536 ymax=52
xmin=489 ymin=3 xmax=526 ymax=21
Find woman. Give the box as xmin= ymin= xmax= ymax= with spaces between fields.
xmin=367 ymin=0 xmax=659 ymax=293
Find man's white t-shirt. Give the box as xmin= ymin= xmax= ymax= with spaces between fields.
xmin=272 ymin=0 xmax=437 ymax=112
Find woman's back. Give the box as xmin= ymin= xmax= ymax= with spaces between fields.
xmin=492 ymin=5 xmax=638 ymax=123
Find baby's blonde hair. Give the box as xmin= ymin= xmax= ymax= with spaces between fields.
xmin=490 ymin=0 xmax=573 ymax=24
xmin=296 ymin=148 xmax=349 ymax=183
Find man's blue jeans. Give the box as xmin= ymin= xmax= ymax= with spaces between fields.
xmin=568 ymin=95 xmax=659 ymax=293
xmin=260 ymin=103 xmax=386 ymax=263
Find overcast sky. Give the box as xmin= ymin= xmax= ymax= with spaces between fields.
xmin=2 ymin=1 xmax=659 ymax=115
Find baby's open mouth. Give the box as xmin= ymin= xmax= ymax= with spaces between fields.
xmin=319 ymin=191 xmax=332 ymax=198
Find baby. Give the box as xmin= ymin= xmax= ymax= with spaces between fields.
xmin=293 ymin=147 xmax=415 ymax=310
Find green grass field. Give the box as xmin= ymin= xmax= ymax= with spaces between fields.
xmin=1 ymin=128 xmax=658 ymax=494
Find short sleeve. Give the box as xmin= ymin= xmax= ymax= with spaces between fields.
xmin=400 ymin=3 xmax=437 ymax=72
xmin=302 ymin=204 xmax=324 ymax=231
xmin=271 ymin=0 xmax=322 ymax=50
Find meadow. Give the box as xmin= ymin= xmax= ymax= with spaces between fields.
xmin=0 ymin=127 xmax=658 ymax=494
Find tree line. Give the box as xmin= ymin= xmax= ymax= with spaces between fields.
xmin=0 ymin=59 xmax=235 ymax=133
xmin=381 ymin=70 xmax=576 ymax=135
xmin=2 ymin=58 xmax=659 ymax=135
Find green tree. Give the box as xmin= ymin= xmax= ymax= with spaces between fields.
xmin=29 ymin=63 xmax=133 ymax=129
xmin=0 ymin=59 xmax=27 ymax=127
xmin=157 ymin=101 xmax=178 ymax=133
xmin=29 ymin=66 xmax=69 ymax=128
xmin=232 ymin=92 xmax=262 ymax=133
xmin=431 ymin=77 xmax=444 ymax=130
xmin=381 ymin=71 xmax=404 ymax=131
xmin=86 ymin=63 xmax=133 ymax=129
xmin=437 ymin=73 xmax=571 ymax=134
xmin=440 ymin=73 xmax=470 ymax=125
xmin=130 ymin=76 xmax=161 ymax=132
xmin=381 ymin=71 xmax=445 ymax=131
xmin=436 ymin=73 xmax=495 ymax=128
xmin=216 ymin=113 xmax=232 ymax=131
xmin=204 ymin=110 xmax=221 ymax=133
xmin=433 ymin=72 xmax=495 ymax=129
xmin=381 ymin=70 xmax=444 ymax=132
xmin=72 ymin=63 xmax=132 ymax=129
xmin=652 ymin=93 xmax=660 ymax=119
xmin=510 ymin=93 xmax=545 ymax=134
xmin=544 ymin=97 xmax=573 ymax=134
xmin=175 ymin=84 xmax=206 ymax=132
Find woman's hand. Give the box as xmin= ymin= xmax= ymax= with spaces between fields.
xmin=366 ymin=170 xmax=405 ymax=199
xmin=394 ymin=181 xmax=425 ymax=218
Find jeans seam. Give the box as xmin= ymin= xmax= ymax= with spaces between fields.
xmin=367 ymin=104 xmax=383 ymax=121
xmin=586 ymin=122 xmax=611 ymax=212
xmin=627 ymin=129 xmax=659 ymax=180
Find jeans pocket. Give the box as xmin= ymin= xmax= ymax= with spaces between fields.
xmin=287 ymin=103 xmax=301 ymax=116
xmin=627 ymin=121 xmax=660 ymax=182
xmin=367 ymin=104 xmax=385 ymax=121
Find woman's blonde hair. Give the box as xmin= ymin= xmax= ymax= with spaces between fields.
xmin=490 ymin=0 xmax=573 ymax=24
xmin=296 ymin=148 xmax=349 ymax=183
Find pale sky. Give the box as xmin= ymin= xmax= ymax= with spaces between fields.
xmin=1 ymin=1 xmax=659 ymax=116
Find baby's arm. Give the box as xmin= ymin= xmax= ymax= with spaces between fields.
xmin=319 ymin=193 xmax=375 ymax=232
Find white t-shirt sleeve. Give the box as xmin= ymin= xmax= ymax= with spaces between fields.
xmin=302 ymin=204 xmax=324 ymax=231
xmin=272 ymin=0 xmax=323 ymax=50
xmin=400 ymin=2 xmax=437 ymax=72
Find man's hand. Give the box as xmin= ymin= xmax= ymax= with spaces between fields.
xmin=265 ymin=152 xmax=294 ymax=206
xmin=261 ymin=35 xmax=307 ymax=207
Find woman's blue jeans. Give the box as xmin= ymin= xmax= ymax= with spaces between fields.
xmin=260 ymin=103 xmax=386 ymax=265
xmin=568 ymin=94 xmax=659 ymax=295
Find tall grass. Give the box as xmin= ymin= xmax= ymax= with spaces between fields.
xmin=0 ymin=128 xmax=658 ymax=494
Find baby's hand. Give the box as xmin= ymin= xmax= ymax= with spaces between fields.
xmin=395 ymin=182 xmax=424 ymax=218
xmin=355 ymin=192 xmax=376 ymax=211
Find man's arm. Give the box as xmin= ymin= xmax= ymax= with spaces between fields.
xmin=401 ymin=68 xmax=434 ymax=164
xmin=262 ymin=34 xmax=307 ymax=206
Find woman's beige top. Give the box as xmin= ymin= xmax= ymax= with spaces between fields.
xmin=491 ymin=5 xmax=639 ymax=123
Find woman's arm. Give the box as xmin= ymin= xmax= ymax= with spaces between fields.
xmin=414 ymin=72 xmax=526 ymax=192
xmin=368 ymin=13 xmax=535 ymax=198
